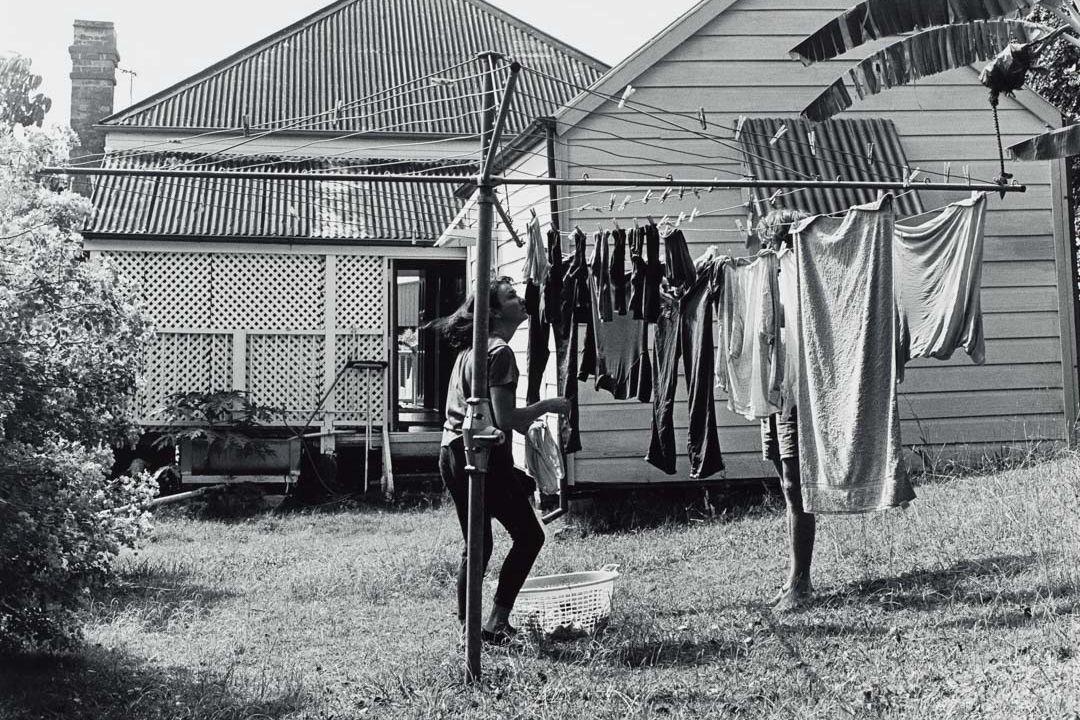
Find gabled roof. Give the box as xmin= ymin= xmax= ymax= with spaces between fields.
xmin=103 ymin=0 xmax=608 ymax=136
xmin=84 ymin=152 xmax=465 ymax=244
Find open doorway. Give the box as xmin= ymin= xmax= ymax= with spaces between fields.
xmin=391 ymin=260 xmax=466 ymax=432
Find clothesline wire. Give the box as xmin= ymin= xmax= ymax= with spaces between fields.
xmin=64 ymin=60 xmax=489 ymax=167
xmin=84 ymin=183 xmax=462 ymax=239
xmin=515 ymin=64 xmax=820 ymax=184
xmin=585 ymin=109 xmax=1003 ymax=187
xmin=224 ymin=132 xmax=481 ymax=173
xmin=516 ymin=62 xmax=1003 ymax=187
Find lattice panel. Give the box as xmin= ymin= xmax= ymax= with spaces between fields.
xmin=138 ymin=332 xmax=232 ymax=420
xmin=212 ymin=254 xmax=325 ymax=330
xmin=333 ymin=333 xmax=386 ymax=424
xmin=102 ymin=252 xmax=212 ymax=327
xmin=246 ymin=334 xmax=324 ymax=420
xmin=335 ymin=255 xmax=384 ymax=330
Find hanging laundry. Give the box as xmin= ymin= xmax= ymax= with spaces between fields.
xmin=526 ymin=228 xmax=562 ymax=404
xmin=893 ymin=192 xmax=988 ymax=380
xmin=586 ymin=239 xmax=651 ymax=401
xmin=556 ymin=228 xmax=595 ymax=453
xmin=591 ymin=230 xmax=614 ymax=322
xmin=714 ymin=254 xmax=783 ymax=421
xmin=777 ymin=248 xmax=800 ymax=416
xmin=610 ymin=227 xmax=629 ymax=315
xmin=628 ymin=226 xmax=647 ymax=319
xmin=792 ymin=195 xmax=915 ymax=514
xmin=645 ymin=266 xmax=724 ymax=479
xmin=642 ymin=223 xmax=665 ymax=323
xmin=663 ymin=227 xmax=696 ymax=292
xmin=522 ymin=218 xmax=550 ymax=287
xmin=525 ymin=419 xmax=564 ymax=495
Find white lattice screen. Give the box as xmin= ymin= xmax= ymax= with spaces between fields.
xmin=336 ymin=255 xmax=384 ymax=330
xmin=246 ymin=334 xmax=325 ymax=421
xmin=101 ymin=249 xmax=387 ymax=426
xmin=211 ymin=254 xmax=325 ymax=330
xmin=334 ymin=333 xmax=386 ymax=424
xmin=138 ymin=332 xmax=232 ymax=420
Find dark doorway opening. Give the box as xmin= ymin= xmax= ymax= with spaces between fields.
xmin=391 ymin=260 xmax=466 ymax=432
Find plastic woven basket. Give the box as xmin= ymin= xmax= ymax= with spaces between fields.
xmin=509 ymin=564 xmax=620 ymax=636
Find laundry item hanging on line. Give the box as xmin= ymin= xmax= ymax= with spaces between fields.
xmin=893 ymin=192 xmax=988 ymax=380
xmin=586 ymin=235 xmax=651 ymax=402
xmin=645 ymin=266 xmax=725 ymax=478
xmin=792 ymin=194 xmax=915 ymax=514
xmin=714 ymin=254 xmax=783 ymax=422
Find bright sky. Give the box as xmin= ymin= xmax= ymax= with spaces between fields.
xmin=2 ymin=0 xmax=699 ymax=128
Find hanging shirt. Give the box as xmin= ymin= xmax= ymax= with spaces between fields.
xmin=792 ymin=195 xmax=915 ymax=514
xmin=522 ymin=218 xmax=550 ymax=287
xmin=777 ymin=248 xmax=800 ymax=417
xmin=715 ymin=255 xmax=783 ymax=421
xmin=893 ymin=192 xmax=988 ymax=380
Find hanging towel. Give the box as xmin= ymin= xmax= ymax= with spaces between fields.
xmin=792 ymin=195 xmax=915 ymax=514
xmin=893 ymin=193 xmax=988 ymax=381
xmin=714 ymin=254 xmax=783 ymax=421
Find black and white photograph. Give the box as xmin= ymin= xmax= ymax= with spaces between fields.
xmin=1 ymin=0 xmax=1079 ymax=717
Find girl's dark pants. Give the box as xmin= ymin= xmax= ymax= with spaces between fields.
xmin=439 ymin=439 xmax=545 ymax=622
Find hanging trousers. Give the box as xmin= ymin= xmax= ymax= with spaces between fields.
xmin=645 ymin=270 xmax=725 ymax=478
xmin=525 ymin=228 xmax=587 ymax=453
xmin=611 ymin=227 xmax=628 ymax=315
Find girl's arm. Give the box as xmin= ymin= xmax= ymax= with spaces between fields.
xmin=489 ymin=385 xmax=569 ymax=435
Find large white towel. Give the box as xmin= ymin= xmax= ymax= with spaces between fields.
xmin=792 ymin=195 xmax=915 ymax=514
xmin=894 ymin=192 xmax=988 ymax=380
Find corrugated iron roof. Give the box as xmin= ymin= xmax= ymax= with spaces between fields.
xmin=84 ymin=152 xmax=465 ymax=243
xmin=737 ymin=117 xmax=923 ymax=217
xmin=102 ymin=0 xmax=607 ymax=135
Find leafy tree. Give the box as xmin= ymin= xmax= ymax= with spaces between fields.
xmin=0 ymin=82 xmax=156 ymax=651
xmin=0 ymin=55 xmax=52 ymax=127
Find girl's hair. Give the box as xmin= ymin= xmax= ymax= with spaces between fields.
xmin=424 ymin=276 xmax=515 ymax=350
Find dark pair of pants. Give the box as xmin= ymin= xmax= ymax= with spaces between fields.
xmin=645 ymin=272 xmax=724 ymax=478
xmin=439 ymin=440 xmax=545 ymax=622
xmin=526 ymin=229 xmax=584 ymax=453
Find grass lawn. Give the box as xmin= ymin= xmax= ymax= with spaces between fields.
xmin=2 ymin=456 xmax=1079 ymax=719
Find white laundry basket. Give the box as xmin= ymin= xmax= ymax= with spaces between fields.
xmin=509 ymin=564 xmax=620 ymax=636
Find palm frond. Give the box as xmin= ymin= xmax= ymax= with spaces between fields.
xmin=790 ymin=0 xmax=1039 ymax=66
xmin=802 ymin=20 xmax=1051 ymax=122
xmin=1007 ymin=124 xmax=1080 ymax=160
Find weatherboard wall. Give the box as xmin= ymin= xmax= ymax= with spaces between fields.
xmin=498 ymin=0 xmax=1076 ymax=486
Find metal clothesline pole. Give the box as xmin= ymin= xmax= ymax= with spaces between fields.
xmin=37 ymin=166 xmax=1028 ymax=195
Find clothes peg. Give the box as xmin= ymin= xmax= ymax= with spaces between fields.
xmin=692 ymin=188 xmax=701 ymax=199
xmin=613 ymin=219 xmax=621 ymax=230
xmin=866 ymin=142 xmax=875 ymax=163
xmin=769 ymin=124 xmax=788 ymax=146
xmin=808 ymin=129 xmax=817 ymax=156
xmin=708 ymin=176 xmax=718 ymax=193
xmin=618 ymin=84 xmax=636 ymax=108
xmin=734 ymin=116 xmax=746 ymax=141
xmin=582 ymin=172 xmax=590 ymax=181
xmin=288 ymin=203 xmax=299 ymax=218
xmin=646 ymin=215 xmax=656 ymax=226
xmin=619 ymin=194 xmax=631 ymax=211
xmin=642 ymin=189 xmax=653 ymax=204
xmin=660 ymin=186 xmax=673 ymax=203
xmin=689 ymin=207 xmax=699 ymax=223
xmin=608 ymin=194 xmax=616 ymax=211
xmin=659 ymin=214 xmax=671 ymax=227
xmin=676 ymin=211 xmax=686 ymax=227
xmin=529 ymin=207 xmax=538 ymax=221
xmin=736 ymin=219 xmax=744 ymax=232
xmin=907 ymin=167 xmax=921 ymax=184
xmin=768 ymin=189 xmax=782 ymax=206
xmin=964 ymin=165 xmax=971 ymax=186
xmin=698 ymin=107 xmax=707 ymax=130
xmin=944 ymin=162 xmax=952 ymax=183
xmin=678 ymin=186 xmax=686 ymax=201
xmin=579 ymin=202 xmax=592 ymax=212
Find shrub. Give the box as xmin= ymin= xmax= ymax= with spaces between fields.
xmin=0 ymin=63 xmax=156 ymax=651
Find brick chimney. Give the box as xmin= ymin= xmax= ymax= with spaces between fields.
xmin=69 ymin=20 xmax=118 ymax=195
